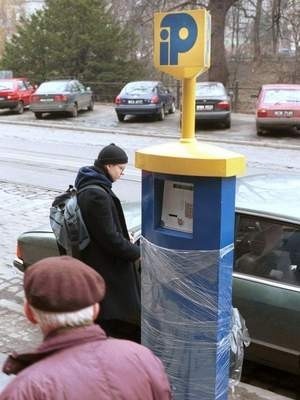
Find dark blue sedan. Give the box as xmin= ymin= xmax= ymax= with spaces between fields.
xmin=114 ymin=80 xmax=176 ymax=122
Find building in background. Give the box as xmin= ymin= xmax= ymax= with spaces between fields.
xmin=0 ymin=0 xmax=44 ymax=57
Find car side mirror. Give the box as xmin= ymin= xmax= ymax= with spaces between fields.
xmin=251 ymin=94 xmax=258 ymax=99
xmin=228 ymin=90 xmax=234 ymax=98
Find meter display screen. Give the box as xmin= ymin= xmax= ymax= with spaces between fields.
xmin=161 ymin=180 xmax=194 ymax=233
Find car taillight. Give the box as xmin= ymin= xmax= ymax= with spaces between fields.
xmin=151 ymin=95 xmax=159 ymax=104
xmin=31 ymin=95 xmax=40 ymax=102
xmin=54 ymin=95 xmax=68 ymax=102
xmin=115 ymin=95 xmax=121 ymax=104
xmin=257 ymin=109 xmax=268 ymax=117
xmin=215 ymin=101 xmax=230 ymax=110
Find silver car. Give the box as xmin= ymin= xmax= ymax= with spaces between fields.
xmin=13 ymin=174 xmax=300 ymax=376
xmin=30 ymin=79 xmax=94 ymax=119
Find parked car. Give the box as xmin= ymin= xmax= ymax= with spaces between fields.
xmin=195 ymin=81 xmax=231 ymax=128
xmin=255 ymin=84 xmax=300 ymax=136
xmin=0 ymin=78 xmax=35 ymax=114
xmin=114 ymin=80 xmax=176 ymax=122
xmin=13 ymin=174 xmax=300 ymax=376
xmin=30 ymin=79 xmax=94 ymax=119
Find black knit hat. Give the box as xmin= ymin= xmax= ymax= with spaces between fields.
xmin=95 ymin=143 xmax=128 ymax=167
xmin=24 ymin=256 xmax=106 ymax=312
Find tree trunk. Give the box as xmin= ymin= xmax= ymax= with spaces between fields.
xmin=253 ymin=0 xmax=263 ymax=61
xmin=272 ymin=0 xmax=281 ymax=54
xmin=207 ymin=0 xmax=238 ymax=85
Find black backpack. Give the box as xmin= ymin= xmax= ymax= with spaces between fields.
xmin=49 ymin=184 xmax=104 ymax=258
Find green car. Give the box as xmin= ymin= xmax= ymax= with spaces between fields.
xmin=14 ymin=174 xmax=300 ymax=376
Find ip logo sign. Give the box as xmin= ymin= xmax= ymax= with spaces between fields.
xmin=154 ymin=9 xmax=211 ymax=79
xmin=160 ymin=13 xmax=197 ymax=65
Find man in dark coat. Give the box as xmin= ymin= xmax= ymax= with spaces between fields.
xmin=0 ymin=256 xmax=171 ymax=400
xmin=74 ymin=143 xmax=141 ymax=342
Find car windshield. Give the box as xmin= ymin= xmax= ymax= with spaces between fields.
xmin=0 ymin=80 xmax=14 ymax=90
xmin=122 ymin=82 xmax=154 ymax=95
xmin=36 ymin=81 xmax=69 ymax=94
xmin=263 ymin=89 xmax=300 ymax=103
xmin=196 ymin=83 xmax=225 ymax=96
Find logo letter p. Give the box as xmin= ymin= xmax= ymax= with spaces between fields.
xmin=160 ymin=13 xmax=198 ymax=65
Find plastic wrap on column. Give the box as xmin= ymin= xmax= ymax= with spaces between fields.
xmin=141 ymin=237 xmax=234 ymax=400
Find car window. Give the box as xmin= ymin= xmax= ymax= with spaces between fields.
xmin=263 ymin=89 xmax=300 ymax=104
xmin=0 ymin=80 xmax=14 ymax=90
xmin=70 ymin=83 xmax=80 ymax=92
xmin=234 ymin=214 xmax=300 ymax=288
xmin=196 ymin=83 xmax=226 ymax=96
xmin=17 ymin=81 xmax=27 ymax=90
xmin=77 ymin=82 xmax=85 ymax=92
xmin=122 ymin=82 xmax=154 ymax=95
xmin=36 ymin=81 xmax=69 ymax=94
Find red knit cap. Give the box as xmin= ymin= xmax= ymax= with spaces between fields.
xmin=24 ymin=256 xmax=105 ymax=312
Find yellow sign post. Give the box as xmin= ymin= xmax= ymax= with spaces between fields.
xmin=154 ymin=9 xmax=211 ymax=142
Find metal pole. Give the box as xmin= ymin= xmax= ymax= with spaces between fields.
xmin=181 ymin=77 xmax=196 ymax=143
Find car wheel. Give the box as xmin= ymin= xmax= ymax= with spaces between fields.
xmin=87 ymin=99 xmax=94 ymax=111
xmin=14 ymin=101 xmax=24 ymax=114
xmin=117 ymin=113 xmax=125 ymax=122
xmin=34 ymin=112 xmax=43 ymax=119
xmin=224 ymin=117 xmax=231 ymax=129
xmin=169 ymin=102 xmax=176 ymax=114
xmin=70 ymin=104 xmax=78 ymax=118
xmin=157 ymin=106 xmax=165 ymax=121
xmin=257 ymin=129 xmax=266 ymax=136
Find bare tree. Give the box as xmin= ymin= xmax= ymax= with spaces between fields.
xmin=271 ymin=0 xmax=281 ymax=54
xmin=207 ymin=0 xmax=239 ymax=84
xmin=253 ymin=0 xmax=263 ymax=60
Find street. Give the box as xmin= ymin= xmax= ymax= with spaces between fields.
xmin=0 ymin=106 xmax=299 ymax=398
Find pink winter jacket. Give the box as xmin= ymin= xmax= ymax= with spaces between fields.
xmin=0 ymin=325 xmax=171 ymax=400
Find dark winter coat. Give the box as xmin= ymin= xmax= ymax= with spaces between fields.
xmin=0 ymin=325 xmax=172 ymax=400
xmin=75 ymin=166 xmax=140 ymax=324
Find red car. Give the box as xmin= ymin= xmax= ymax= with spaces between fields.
xmin=0 ymin=78 xmax=35 ymax=114
xmin=256 ymin=84 xmax=300 ymax=136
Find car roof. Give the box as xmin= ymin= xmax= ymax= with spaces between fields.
xmin=196 ymin=81 xmax=224 ymax=86
xmin=42 ymin=79 xmax=76 ymax=83
xmin=261 ymin=84 xmax=300 ymax=90
xmin=125 ymin=80 xmax=160 ymax=86
xmin=236 ymin=173 xmax=300 ymax=224
xmin=0 ymin=77 xmax=27 ymax=81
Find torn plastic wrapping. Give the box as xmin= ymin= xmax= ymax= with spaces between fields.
xmin=141 ymin=237 xmax=234 ymax=400
xmin=229 ymin=308 xmax=251 ymax=390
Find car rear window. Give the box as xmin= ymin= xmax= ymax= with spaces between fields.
xmin=263 ymin=89 xmax=300 ymax=104
xmin=36 ymin=81 xmax=69 ymax=94
xmin=0 ymin=80 xmax=15 ymax=90
xmin=196 ymin=83 xmax=225 ymax=96
xmin=122 ymin=82 xmax=154 ymax=95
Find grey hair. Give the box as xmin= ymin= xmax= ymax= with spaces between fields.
xmin=30 ymin=305 xmax=95 ymax=333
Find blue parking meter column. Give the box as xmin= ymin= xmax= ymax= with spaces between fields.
xmin=136 ymin=142 xmax=245 ymax=400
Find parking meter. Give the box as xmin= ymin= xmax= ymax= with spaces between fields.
xmin=136 ymin=8 xmax=246 ymax=400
